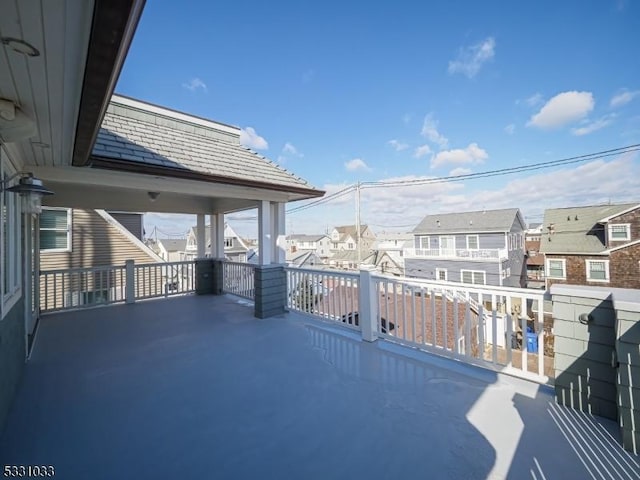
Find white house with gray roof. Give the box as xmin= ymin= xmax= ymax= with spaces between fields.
xmin=404 ymin=208 xmax=526 ymax=287
xmin=286 ymin=234 xmax=331 ymax=260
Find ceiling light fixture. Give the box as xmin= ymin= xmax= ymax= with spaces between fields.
xmin=148 ymin=191 xmax=159 ymax=202
xmin=1 ymin=172 xmax=53 ymax=214
xmin=1 ymin=37 xmax=40 ymax=57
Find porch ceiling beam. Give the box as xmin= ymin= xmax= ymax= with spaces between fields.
xmin=30 ymin=166 xmax=294 ymax=203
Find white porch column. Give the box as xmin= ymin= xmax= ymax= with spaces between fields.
xmin=196 ymin=213 xmax=205 ymax=258
xmin=271 ymin=202 xmax=286 ymax=264
xmin=258 ymin=200 xmax=272 ymax=265
xmin=209 ymin=214 xmax=216 ymax=258
xmin=210 ymin=213 xmax=225 ymax=259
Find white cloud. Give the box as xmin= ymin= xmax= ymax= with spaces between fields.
xmin=276 ymin=155 xmax=286 ymax=164
xmin=448 ymin=37 xmax=496 ymax=78
xmin=414 ymin=144 xmax=432 ymax=158
xmin=420 ymin=113 xmax=449 ymax=149
xmin=449 ymin=167 xmax=472 ymax=176
xmin=571 ymin=114 xmax=616 ymax=136
xmin=402 ymin=113 xmax=412 ymax=125
xmin=527 ymin=91 xmax=594 ymax=129
xmin=182 ymin=77 xmax=207 ymax=93
xmin=388 ymin=139 xmax=409 ymax=152
xmin=610 ymin=89 xmax=640 ymax=108
xmin=240 ymin=127 xmax=269 ymax=150
xmin=504 ymin=124 xmax=515 ymax=135
xmin=431 ymin=143 xmax=488 ymax=168
xmin=283 ymin=142 xmax=303 ymax=157
xmin=345 ymin=158 xmax=371 ymax=172
xmin=525 ymin=93 xmax=544 ymax=107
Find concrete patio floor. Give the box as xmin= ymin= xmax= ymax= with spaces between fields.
xmin=1 ymin=295 xmax=638 ymax=480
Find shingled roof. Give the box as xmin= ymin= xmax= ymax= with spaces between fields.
xmin=412 ymin=208 xmax=522 ymax=234
xmin=539 ymin=203 xmax=637 ymax=254
xmin=91 ymin=95 xmax=322 ymax=197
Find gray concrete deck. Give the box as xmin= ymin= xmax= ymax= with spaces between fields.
xmin=1 ymin=295 xmax=638 ymax=480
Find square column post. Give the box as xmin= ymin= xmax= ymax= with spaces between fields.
xmin=209 ymin=214 xmax=216 ymax=258
xmin=258 ymin=200 xmax=272 ymax=265
xmin=196 ymin=213 xmax=206 ymax=258
xmin=271 ymin=202 xmax=286 ymax=264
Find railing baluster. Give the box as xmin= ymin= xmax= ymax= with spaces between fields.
xmin=491 ymin=294 xmax=498 ymax=365
xmin=442 ymin=290 xmax=447 ymax=350
xmin=421 ymin=287 xmax=426 ymax=344
xmin=521 ymin=295 xmax=528 ymax=373
xmin=453 ymin=296 xmax=459 ymax=355
xmin=410 ymin=286 xmax=416 ymax=343
xmin=537 ymin=296 xmax=544 ymax=377
xmin=430 ymin=291 xmax=436 ymax=347
xmin=465 ymin=299 xmax=471 ymax=358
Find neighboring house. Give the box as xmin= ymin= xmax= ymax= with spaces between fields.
xmin=330 ymin=225 xmax=376 ymax=252
xmin=540 ymin=203 xmax=640 ymax=289
xmin=286 ymin=251 xmax=324 ymax=268
xmin=157 ymin=238 xmax=187 ymax=262
xmin=184 ymin=223 xmax=253 ymax=263
xmin=40 ymin=208 xmax=163 ymax=307
xmin=362 ymin=250 xmax=404 ymax=276
xmin=328 ymin=249 xmax=371 ymax=270
xmin=404 ymin=208 xmax=526 ymax=287
xmin=286 ymin=234 xmax=331 ymax=260
xmin=525 ymin=238 xmax=545 ymax=289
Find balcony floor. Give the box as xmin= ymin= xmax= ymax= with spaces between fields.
xmin=1 ymin=295 xmax=637 ymax=479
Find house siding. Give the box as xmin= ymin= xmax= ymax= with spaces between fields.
xmin=610 ymin=243 xmax=640 ymax=289
xmin=414 ymin=232 xmax=505 ymax=250
xmin=607 ymin=208 xmax=640 ymax=248
xmin=0 ymin=298 xmax=25 ymax=431
xmin=40 ymin=209 xmax=159 ymax=309
xmin=546 ymin=254 xmax=610 ymax=289
xmin=405 ymin=258 xmax=501 ymax=285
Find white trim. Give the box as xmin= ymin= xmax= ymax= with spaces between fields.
xmin=95 ymin=210 xmax=164 ymax=262
xmin=466 ymin=234 xmax=479 ymax=250
xmin=40 ymin=207 xmax=72 ymax=252
xmin=604 ymin=238 xmax=640 ymax=253
xmin=608 ymin=223 xmax=631 ymax=242
xmin=598 ymin=204 xmax=640 ymax=223
xmin=1 ymin=150 xmax=23 ymax=319
xmin=460 ymin=269 xmax=486 ymax=285
xmin=439 ymin=235 xmax=456 ymax=256
xmin=546 ymin=258 xmax=566 ymax=280
xmin=435 ymin=268 xmax=448 ymax=281
xmin=585 ymin=259 xmax=610 ymax=283
xmin=418 ymin=235 xmax=430 ymax=250
xmin=111 ymin=94 xmax=240 ymax=136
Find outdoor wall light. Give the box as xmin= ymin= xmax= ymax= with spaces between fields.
xmin=148 ymin=191 xmax=160 ymax=202
xmin=578 ymin=313 xmax=593 ymax=325
xmin=1 ymin=172 xmax=53 ymax=214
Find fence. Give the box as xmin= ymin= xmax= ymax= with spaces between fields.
xmin=40 ymin=260 xmax=196 ymax=313
xmin=222 ymin=261 xmax=255 ymax=300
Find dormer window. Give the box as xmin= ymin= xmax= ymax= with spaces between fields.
xmin=608 ymin=224 xmax=630 ymax=241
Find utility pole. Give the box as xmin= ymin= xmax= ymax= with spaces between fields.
xmin=356 ymin=181 xmax=361 ymax=265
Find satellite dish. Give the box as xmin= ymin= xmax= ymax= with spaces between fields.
xmin=0 ymin=98 xmax=37 ymax=143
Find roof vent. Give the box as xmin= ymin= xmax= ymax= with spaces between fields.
xmin=436 ymin=220 xmax=440 ymax=227
xmin=567 ymin=216 xmax=571 ymax=221
xmin=575 ymin=215 xmax=578 ymax=221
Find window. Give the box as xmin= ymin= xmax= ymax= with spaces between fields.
xmin=547 ymin=259 xmax=566 ymax=279
xmin=1 ymin=152 xmax=22 ymax=315
xmin=608 ymin=224 xmax=630 ymax=241
xmin=347 ymin=242 xmax=354 ymax=249
xmin=40 ymin=208 xmax=71 ymax=251
xmin=586 ymin=260 xmax=609 ymax=282
xmin=436 ymin=268 xmax=448 ymax=281
xmin=418 ymin=236 xmax=430 ymax=250
xmin=439 ymin=236 xmax=455 ymax=256
xmin=461 ymin=270 xmax=486 ymax=285
xmin=224 ymin=238 xmax=233 ymax=248
xmin=466 ymin=235 xmax=479 ymax=250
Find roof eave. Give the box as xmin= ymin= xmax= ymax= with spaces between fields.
xmin=88 ymin=155 xmax=325 ymax=199
xmin=72 ymin=0 xmax=147 ymax=167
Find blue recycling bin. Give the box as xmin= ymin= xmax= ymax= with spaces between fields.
xmin=526 ymin=329 xmax=539 ymax=353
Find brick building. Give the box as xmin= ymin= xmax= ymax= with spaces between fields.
xmin=540 ymin=203 xmax=640 ymax=289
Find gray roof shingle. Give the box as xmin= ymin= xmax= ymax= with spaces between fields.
xmin=92 ymin=97 xmax=320 ymax=194
xmin=539 ymin=203 xmax=637 ymax=254
xmin=412 ymin=208 xmax=521 ymax=234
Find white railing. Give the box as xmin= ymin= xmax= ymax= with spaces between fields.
xmin=40 ymin=260 xmax=196 ymax=313
xmin=134 ymin=261 xmax=196 ymax=300
xmin=285 ymin=267 xmax=362 ymax=331
xmin=223 ymin=261 xmax=255 ymax=300
xmin=41 ymin=264 xmax=127 ymax=312
xmin=372 ymin=275 xmax=548 ymax=382
xmin=405 ymin=248 xmax=507 ymax=260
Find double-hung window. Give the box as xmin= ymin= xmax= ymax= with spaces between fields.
xmin=608 ymin=224 xmax=630 ymax=242
xmin=461 ymin=269 xmax=486 ymax=285
xmin=40 ymin=208 xmax=71 ymax=251
xmin=466 ymin=235 xmax=479 ymax=250
xmin=546 ymin=259 xmax=566 ymax=279
xmin=586 ymin=260 xmax=609 ymax=282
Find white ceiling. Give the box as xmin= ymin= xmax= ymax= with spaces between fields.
xmin=0 ymin=0 xmax=95 ymax=169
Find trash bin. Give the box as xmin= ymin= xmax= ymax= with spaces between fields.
xmin=526 ymin=327 xmax=538 ymax=353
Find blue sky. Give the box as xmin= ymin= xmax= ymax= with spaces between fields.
xmin=116 ymin=0 xmax=640 ymax=238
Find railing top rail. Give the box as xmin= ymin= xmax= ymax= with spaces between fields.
xmin=284 ymin=266 xmax=360 ymax=278
xmin=40 ymin=264 xmax=127 ymax=275
xmin=134 ymin=260 xmax=195 ymax=268
xmin=223 ymin=261 xmax=256 ymax=267
xmin=372 ymin=273 xmax=546 ymax=299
